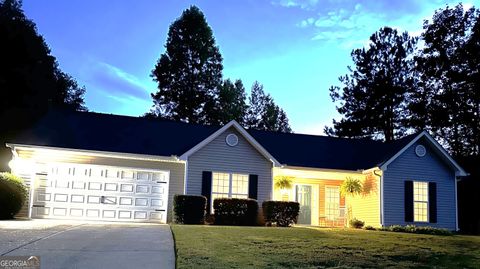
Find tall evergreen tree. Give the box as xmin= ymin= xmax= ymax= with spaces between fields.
xmin=0 ymin=0 xmax=87 ymax=170
xmin=0 ymin=0 xmax=87 ymax=136
xmin=214 ymin=79 xmax=247 ymax=125
xmin=245 ymin=81 xmax=291 ymax=133
xmin=325 ymin=27 xmax=416 ymax=141
xmin=412 ymin=4 xmax=479 ymax=156
xmin=150 ymin=5 xmax=223 ymax=124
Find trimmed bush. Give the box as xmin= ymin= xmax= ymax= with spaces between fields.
xmin=349 ymin=218 xmax=365 ymax=229
xmin=379 ymin=225 xmax=453 ymax=235
xmin=213 ymin=198 xmax=258 ymax=226
xmin=262 ymin=201 xmax=300 ymax=227
xmin=0 ymin=173 xmax=28 ymax=219
xmin=173 ymin=195 xmax=206 ymax=224
xmin=364 ymin=225 xmax=376 ymax=230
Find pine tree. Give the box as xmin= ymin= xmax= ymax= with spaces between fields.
xmin=214 ymin=79 xmax=247 ymax=125
xmin=245 ymin=81 xmax=291 ymax=133
xmin=325 ymin=27 xmax=416 ymax=141
xmin=0 ymin=0 xmax=87 ymax=171
xmin=0 ymin=0 xmax=87 ymax=136
xmin=412 ymin=4 xmax=479 ymax=156
xmin=150 ymin=5 xmax=223 ymax=124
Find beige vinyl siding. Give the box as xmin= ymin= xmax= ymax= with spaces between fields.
xmin=15 ymin=149 xmax=185 ymax=222
xmin=347 ymin=172 xmax=381 ymax=227
xmin=187 ymin=127 xmax=273 ymax=203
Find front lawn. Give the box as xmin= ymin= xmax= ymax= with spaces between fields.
xmin=171 ymin=225 xmax=480 ymax=269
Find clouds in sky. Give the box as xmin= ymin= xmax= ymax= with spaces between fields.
xmin=276 ymin=0 xmax=472 ymax=48
xmin=80 ymin=60 xmax=154 ymax=115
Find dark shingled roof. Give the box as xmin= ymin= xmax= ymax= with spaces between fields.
xmin=10 ymin=110 xmax=418 ymax=171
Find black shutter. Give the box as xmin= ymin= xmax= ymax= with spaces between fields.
xmin=248 ymin=174 xmax=258 ymax=200
xmin=429 ymin=182 xmax=437 ymax=223
xmin=202 ymin=171 xmax=212 ymax=214
xmin=405 ymin=180 xmax=414 ymax=222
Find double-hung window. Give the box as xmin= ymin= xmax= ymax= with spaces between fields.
xmin=413 ymin=181 xmax=429 ymax=222
xmin=211 ymin=172 xmax=249 ymax=209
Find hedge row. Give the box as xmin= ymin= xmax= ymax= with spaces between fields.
xmin=173 ymin=195 xmax=300 ymax=227
xmin=262 ymin=201 xmax=299 ymax=227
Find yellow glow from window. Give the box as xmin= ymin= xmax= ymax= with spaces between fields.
xmin=413 ymin=181 xmax=428 ymax=222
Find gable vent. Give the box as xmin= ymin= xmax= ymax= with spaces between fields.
xmin=226 ymin=134 xmax=239 ymax=147
xmin=415 ymin=145 xmax=426 ymax=157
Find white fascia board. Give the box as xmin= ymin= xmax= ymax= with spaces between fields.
xmin=379 ymin=131 xmax=468 ymax=177
xmin=179 ymin=120 xmax=281 ymax=167
xmin=6 ymin=143 xmax=183 ymax=163
xmin=281 ymin=165 xmax=364 ymax=175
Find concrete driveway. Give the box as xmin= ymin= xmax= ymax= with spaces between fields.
xmin=0 ymin=220 xmax=175 ymax=269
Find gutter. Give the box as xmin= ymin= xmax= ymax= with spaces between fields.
xmin=6 ymin=143 xmax=184 ymax=163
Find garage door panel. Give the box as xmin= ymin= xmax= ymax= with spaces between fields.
xmin=31 ymin=163 xmax=169 ymax=223
xmin=71 ymin=195 xmax=85 ymax=203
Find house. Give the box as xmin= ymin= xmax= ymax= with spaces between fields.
xmin=7 ymin=110 xmax=467 ymax=230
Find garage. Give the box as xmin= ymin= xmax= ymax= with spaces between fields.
xmin=30 ymin=162 xmax=170 ymax=223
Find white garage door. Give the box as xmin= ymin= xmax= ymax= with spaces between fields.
xmin=31 ymin=163 xmax=169 ymax=223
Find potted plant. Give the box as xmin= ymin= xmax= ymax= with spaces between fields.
xmin=340 ymin=177 xmax=363 ymax=226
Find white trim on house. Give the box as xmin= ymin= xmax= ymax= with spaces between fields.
xmin=6 ymin=143 xmax=184 ymax=163
xmin=379 ymin=131 xmax=468 ymax=177
xmin=178 ymin=120 xmax=281 ymax=167
xmin=283 ymin=165 xmax=365 ymax=175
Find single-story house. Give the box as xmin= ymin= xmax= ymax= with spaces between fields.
xmin=7 ymin=110 xmax=467 ymax=230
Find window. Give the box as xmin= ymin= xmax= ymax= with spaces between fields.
xmin=325 ymin=186 xmax=340 ymax=220
xmin=211 ymin=172 xmax=249 ymax=209
xmin=413 ymin=181 xmax=429 ymax=222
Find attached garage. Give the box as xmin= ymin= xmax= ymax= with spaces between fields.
xmin=31 ymin=163 xmax=170 ymax=223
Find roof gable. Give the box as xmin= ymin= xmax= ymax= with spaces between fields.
xmin=179 ymin=120 xmax=281 ymax=166
xmin=379 ymin=131 xmax=467 ymax=177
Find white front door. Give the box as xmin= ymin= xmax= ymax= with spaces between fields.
xmin=31 ymin=163 xmax=169 ymax=223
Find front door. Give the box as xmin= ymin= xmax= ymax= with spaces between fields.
xmin=296 ymin=185 xmax=312 ymax=225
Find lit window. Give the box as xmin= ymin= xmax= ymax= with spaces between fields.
xmin=325 ymin=186 xmax=340 ymax=220
xmin=211 ymin=172 xmax=249 ymax=210
xmin=413 ymin=181 xmax=429 ymax=222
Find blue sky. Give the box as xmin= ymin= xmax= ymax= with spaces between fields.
xmin=22 ymin=0 xmax=473 ymax=134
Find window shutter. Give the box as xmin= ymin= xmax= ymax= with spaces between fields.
xmin=202 ymin=171 xmax=212 ymax=214
xmin=248 ymin=174 xmax=258 ymax=200
xmin=404 ymin=180 xmax=414 ymax=222
xmin=429 ymin=182 xmax=437 ymax=223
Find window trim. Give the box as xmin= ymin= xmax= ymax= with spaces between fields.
xmin=324 ymin=185 xmax=340 ymax=220
xmin=211 ymin=172 xmax=249 ymax=210
xmin=413 ymin=181 xmax=429 ymax=223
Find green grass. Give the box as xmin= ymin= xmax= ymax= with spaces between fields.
xmin=171 ymin=225 xmax=480 ymax=269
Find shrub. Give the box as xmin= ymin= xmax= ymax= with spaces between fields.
xmin=262 ymin=201 xmax=300 ymax=227
xmin=0 ymin=173 xmax=28 ymax=220
xmin=380 ymin=225 xmax=453 ymax=235
xmin=349 ymin=218 xmax=365 ymax=229
xmin=214 ymin=198 xmax=258 ymax=226
xmin=364 ymin=225 xmax=376 ymax=230
xmin=173 ymin=195 xmax=206 ymax=224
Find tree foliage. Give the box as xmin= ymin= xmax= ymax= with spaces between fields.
xmin=0 ymin=0 xmax=87 ymax=171
xmin=0 ymin=0 xmax=87 ymax=138
xmin=411 ymin=4 xmax=479 ymax=156
xmin=214 ymin=79 xmax=248 ymax=125
xmin=150 ymin=5 xmax=223 ymax=124
xmin=326 ymin=3 xmax=479 ymax=157
xmin=326 ymin=27 xmax=416 ymax=141
xmin=149 ymin=6 xmax=291 ymax=132
xmin=245 ymin=81 xmax=291 ymax=133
